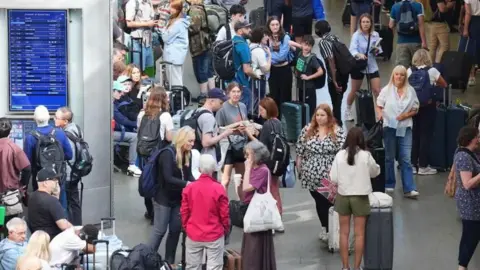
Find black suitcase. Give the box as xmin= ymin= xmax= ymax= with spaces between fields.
xmin=429 ymin=103 xmax=448 ymax=170
xmin=370 ymin=148 xmax=386 ymax=193
xmin=355 ymin=89 xmax=376 ymax=128
xmin=440 ymin=49 xmax=473 ymax=91
xmin=248 ymin=78 xmax=266 ymax=122
xmin=342 ymin=0 xmax=351 ymax=26
xmin=373 ymin=4 xmax=393 ymax=61
xmin=446 ymin=104 xmax=469 ymax=166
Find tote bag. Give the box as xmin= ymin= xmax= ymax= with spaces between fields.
xmin=243 ymin=171 xmax=283 ymax=233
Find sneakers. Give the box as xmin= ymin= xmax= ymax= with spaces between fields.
xmin=404 ymin=190 xmax=419 ymax=199
xmin=127 ymin=165 xmax=142 ymax=177
xmin=412 ymin=167 xmax=417 ymax=174
xmin=385 ymin=188 xmax=394 ymax=193
xmin=468 ymin=77 xmax=476 ymax=87
xmin=417 ymin=167 xmax=437 ymax=175
xmin=344 ymin=106 xmax=354 ymax=121
xmin=318 ymin=227 xmax=328 ymax=242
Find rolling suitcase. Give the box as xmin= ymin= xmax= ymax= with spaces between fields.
xmin=446 ymin=104 xmax=469 ymax=167
xmin=327 ymin=207 xmax=354 ymax=253
xmin=226 ymin=249 xmax=242 ymax=270
xmin=281 ymin=80 xmax=310 ymax=142
xmin=355 ymin=87 xmax=376 ymax=128
xmin=374 ymin=5 xmax=394 ymax=61
xmin=440 ymin=43 xmax=473 ymax=91
xmin=84 ymin=239 xmax=110 ymax=270
xmin=248 ymin=77 xmax=266 ymax=123
xmin=342 ymin=0 xmax=351 ymax=26
xmin=371 ymin=148 xmax=386 ymax=193
xmin=159 ymin=61 xmax=190 ymax=114
xmin=429 ymin=87 xmax=448 ymax=170
xmin=224 ymin=250 xmax=235 ymax=270
xmin=364 ymin=207 xmax=394 ymax=270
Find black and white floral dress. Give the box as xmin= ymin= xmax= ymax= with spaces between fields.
xmin=296 ymin=124 xmax=346 ymax=191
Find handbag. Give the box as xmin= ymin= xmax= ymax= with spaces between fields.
xmin=243 ymin=171 xmax=283 ymax=233
xmin=227 ymin=105 xmax=247 ymax=160
xmin=354 ymin=33 xmax=371 ymax=71
xmin=229 ymin=200 xmax=248 ymax=228
xmin=1 ymin=190 xmax=24 ymax=216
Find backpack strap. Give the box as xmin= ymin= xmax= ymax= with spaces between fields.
xmin=457 ymin=148 xmax=480 ymax=165
xmin=226 ymin=23 xmax=232 ymax=40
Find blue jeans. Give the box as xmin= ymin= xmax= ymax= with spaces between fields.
xmin=192 ymin=50 xmax=214 ymax=84
xmin=383 ymin=127 xmax=417 ymax=193
xmin=132 ymin=39 xmax=154 ymax=71
xmin=59 ymin=181 xmax=68 ymax=218
xmin=148 ymin=201 xmax=182 ymax=264
xmin=240 ymin=85 xmax=252 ymax=113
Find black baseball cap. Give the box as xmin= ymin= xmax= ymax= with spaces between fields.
xmin=37 ymin=167 xmax=62 ymax=182
xmin=234 ymin=21 xmax=252 ymax=32
xmin=207 ymin=88 xmax=228 ymax=102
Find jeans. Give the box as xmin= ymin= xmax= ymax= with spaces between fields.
xmin=411 ymin=103 xmax=436 ymax=168
xmin=66 ymin=181 xmax=82 ymax=225
xmin=383 ymin=127 xmax=417 ymax=193
xmin=113 ymin=131 xmax=138 ymax=165
xmin=149 ymin=201 xmax=182 ymax=264
xmin=192 ymin=50 xmax=214 ymax=84
xmin=240 ymin=85 xmax=252 ymax=112
xmin=131 ymin=38 xmax=154 ymax=71
xmin=427 ymin=22 xmax=450 ymax=63
xmin=458 ymin=219 xmax=480 ymax=267
xmin=186 ymin=236 xmax=225 ymax=270
xmin=59 ymin=181 xmax=68 ymax=218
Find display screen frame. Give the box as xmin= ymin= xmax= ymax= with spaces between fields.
xmin=7 ymin=9 xmax=69 ymax=113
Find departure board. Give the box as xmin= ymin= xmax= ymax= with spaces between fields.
xmin=8 ymin=10 xmax=68 ymax=112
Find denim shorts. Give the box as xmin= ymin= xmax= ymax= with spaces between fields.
xmin=132 ymin=39 xmax=154 ymax=71
xmin=192 ymin=50 xmax=214 ymax=84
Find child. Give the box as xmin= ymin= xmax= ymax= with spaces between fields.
xmin=294 ymin=35 xmax=325 ymax=117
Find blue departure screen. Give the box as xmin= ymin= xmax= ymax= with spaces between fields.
xmin=8 ymin=10 xmax=68 ymax=112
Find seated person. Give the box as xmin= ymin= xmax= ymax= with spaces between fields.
xmin=116 ymin=75 xmax=141 ymax=122
xmin=113 ymin=81 xmax=142 ymax=176
xmin=27 ymin=167 xmax=73 ymax=240
xmin=0 ymin=218 xmax=28 ymax=270
xmin=49 ymin=225 xmax=98 ymax=269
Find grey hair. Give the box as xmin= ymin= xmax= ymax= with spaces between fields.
xmin=57 ymin=107 xmax=73 ymax=122
xmin=6 ymin=217 xmax=27 ymax=232
xmin=245 ymin=140 xmax=270 ymax=165
xmin=33 ymin=105 xmax=50 ymax=126
xmin=199 ymin=154 xmax=216 ymax=175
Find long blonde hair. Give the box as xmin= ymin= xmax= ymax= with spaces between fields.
xmin=173 ymin=126 xmax=195 ymax=170
xmin=16 ymin=231 xmax=51 ymax=268
xmin=15 ymin=256 xmax=42 ymax=270
xmin=387 ymin=65 xmax=410 ymax=90
xmin=167 ymin=0 xmax=183 ymax=28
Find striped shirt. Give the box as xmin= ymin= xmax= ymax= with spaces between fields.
xmin=317 ymin=33 xmax=340 ymax=60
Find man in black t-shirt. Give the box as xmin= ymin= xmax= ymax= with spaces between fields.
xmin=294 ymin=35 xmax=325 ymax=117
xmin=27 ymin=167 xmax=73 ymax=239
xmin=427 ymin=0 xmax=456 ymax=62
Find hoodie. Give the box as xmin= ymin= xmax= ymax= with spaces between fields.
xmin=0 ymin=238 xmax=27 ymax=270
xmin=161 ymin=17 xmax=191 ymax=66
xmin=113 ymin=99 xmax=138 ymax=132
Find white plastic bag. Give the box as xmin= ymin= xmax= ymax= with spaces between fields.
xmin=243 ymin=172 xmax=283 ymax=233
xmin=368 ymin=192 xmax=393 ymax=208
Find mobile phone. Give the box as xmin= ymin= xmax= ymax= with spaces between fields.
xmin=154 ymin=14 xmax=160 ymax=21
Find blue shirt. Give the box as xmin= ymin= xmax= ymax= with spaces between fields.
xmin=390 ymin=0 xmax=424 ymax=44
xmin=349 ymin=31 xmax=383 ymax=73
xmin=24 ymin=125 xmax=73 ymax=168
xmin=454 ymin=150 xmax=480 ymax=221
xmin=232 ymin=35 xmax=251 ymax=87
xmin=270 ymin=34 xmax=291 ymax=65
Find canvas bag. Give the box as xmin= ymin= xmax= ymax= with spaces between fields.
xmin=243 ymin=171 xmax=283 ymax=233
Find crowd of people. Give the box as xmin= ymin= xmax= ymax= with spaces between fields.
xmin=1 ymin=0 xmax=480 ymax=269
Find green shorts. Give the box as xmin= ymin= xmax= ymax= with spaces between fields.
xmin=334 ymin=194 xmax=371 ymax=217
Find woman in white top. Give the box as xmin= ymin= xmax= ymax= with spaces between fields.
xmin=16 ymin=231 xmax=51 ymax=270
xmin=460 ymin=0 xmax=480 ymax=86
xmin=376 ymin=65 xmax=420 ymax=199
xmin=137 ymin=87 xmax=174 ymax=221
xmin=330 ymin=127 xmax=380 ymax=270
xmin=407 ymin=49 xmax=447 ymax=176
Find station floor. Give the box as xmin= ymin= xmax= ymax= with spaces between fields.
xmin=111 ymin=0 xmax=480 ymax=269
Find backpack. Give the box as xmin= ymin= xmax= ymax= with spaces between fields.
xmin=137 ymin=113 xmax=163 ymax=157
xmin=117 ymin=99 xmax=141 ymax=122
xmin=397 ymin=1 xmax=419 ymax=35
xmin=64 ymin=126 xmax=93 ymax=179
xmin=205 ymin=4 xmax=229 ymax=35
xmin=295 ymin=51 xmax=327 ymax=89
xmin=31 ymin=129 xmax=65 ymax=173
xmin=118 ymin=0 xmax=140 ymax=34
xmin=110 ymin=244 xmax=165 ymax=270
xmin=181 ymin=109 xmax=212 ymax=151
xmin=331 ymin=40 xmax=356 ymax=76
xmin=138 ymin=146 xmax=175 ymax=198
xmin=212 ymin=26 xmax=241 ymax=80
xmin=408 ymin=67 xmax=434 ymax=105
xmin=188 ymin=4 xmax=211 ymax=57
xmin=265 ymin=120 xmax=290 ymax=177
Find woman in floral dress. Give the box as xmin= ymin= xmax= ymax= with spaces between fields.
xmin=296 ymin=104 xmax=346 ymax=242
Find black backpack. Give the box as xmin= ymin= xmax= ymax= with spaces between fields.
xmin=137 ymin=112 xmax=164 ymax=157
xmin=110 ymin=244 xmax=167 ymax=270
xmin=31 ymin=129 xmax=65 ymax=173
xmin=331 ymin=40 xmax=356 ymax=76
xmin=265 ymin=120 xmax=290 ymax=177
xmin=212 ymin=26 xmax=241 ymax=80
xmin=64 ymin=126 xmax=93 ymax=179
xmin=181 ymin=109 xmax=212 ymax=151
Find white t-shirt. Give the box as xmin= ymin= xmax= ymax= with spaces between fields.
xmin=407 ymin=65 xmax=441 ymax=85
xmin=191 ymin=149 xmax=201 ymax=180
xmin=250 ymin=44 xmax=267 ymax=76
xmin=465 ymin=0 xmax=480 ymax=16
xmin=137 ymin=111 xmax=174 ymax=141
xmin=215 ymin=23 xmax=236 ymax=42
xmin=49 ymin=228 xmax=86 ymax=268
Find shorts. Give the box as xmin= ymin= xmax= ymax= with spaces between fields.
xmin=224 ymin=149 xmax=246 ymax=165
xmin=351 ymin=1 xmax=372 ymax=17
xmin=292 ymin=15 xmax=313 ymax=38
xmin=350 ymin=70 xmax=380 ymax=80
xmin=334 ymin=194 xmax=371 ymax=216
xmin=192 ymin=50 xmax=214 ymax=84
xmin=132 ymin=39 xmax=154 ymax=71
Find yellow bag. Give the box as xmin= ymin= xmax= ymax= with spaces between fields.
xmin=444 ymin=174 xmax=456 ymax=198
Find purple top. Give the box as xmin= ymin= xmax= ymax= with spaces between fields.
xmin=242 ymin=164 xmax=270 ymax=204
